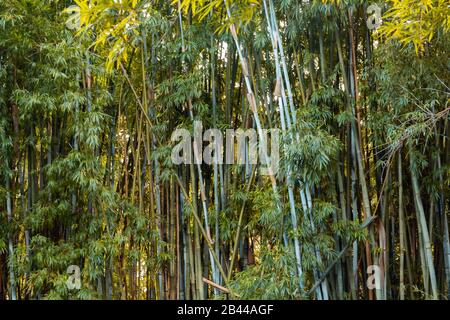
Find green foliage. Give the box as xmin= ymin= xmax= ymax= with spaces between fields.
xmin=284 ymin=128 xmax=341 ymax=185
xmin=229 ymin=244 xmax=302 ymax=299
xmin=1 ymin=0 xmax=448 ymax=301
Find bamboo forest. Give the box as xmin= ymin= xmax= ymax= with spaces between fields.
xmin=0 ymin=0 xmax=449 ymax=301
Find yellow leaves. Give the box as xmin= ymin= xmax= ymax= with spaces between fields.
xmin=197 ymin=1 xmax=222 ymax=21
xmin=318 ymin=0 xmax=341 ymax=4
xmin=106 ymin=39 xmax=127 ymax=72
xmin=176 ymin=0 xmax=260 ymax=30
xmin=73 ymin=0 xmax=93 ymax=28
xmin=64 ymin=0 xmax=142 ymax=73
xmin=175 ymin=0 xmax=220 ymax=20
xmin=63 ymin=0 xmax=102 ymax=31
xmin=378 ymin=0 xmax=450 ymax=55
xmin=315 ymin=0 xmax=343 ymax=7
xmin=428 ymin=29 xmax=434 ymax=42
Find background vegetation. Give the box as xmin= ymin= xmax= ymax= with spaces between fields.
xmin=0 ymin=0 xmax=449 ymax=300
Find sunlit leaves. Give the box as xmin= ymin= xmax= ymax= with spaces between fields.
xmin=378 ymin=0 xmax=450 ymax=54
xmin=177 ymin=0 xmax=260 ymax=33
xmin=68 ymin=0 xmax=142 ymax=72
